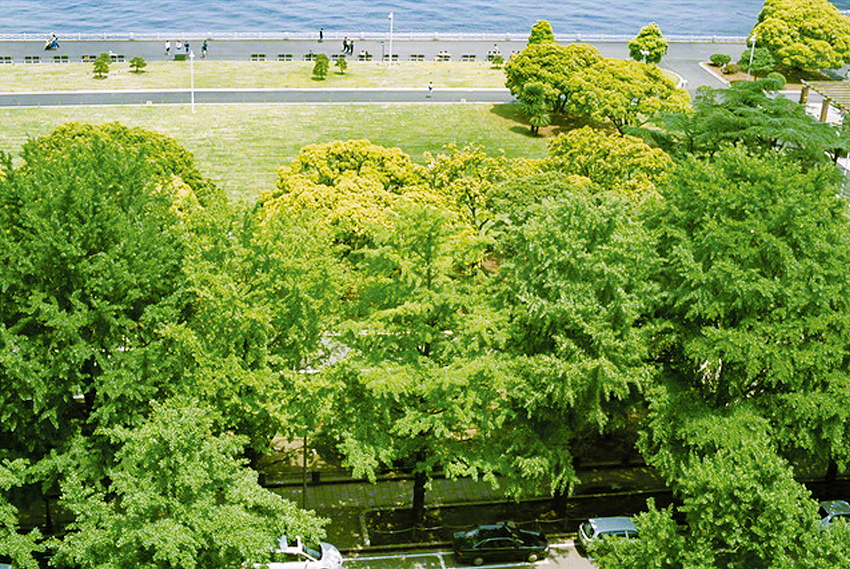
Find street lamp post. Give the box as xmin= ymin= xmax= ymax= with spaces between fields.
xmin=189 ymin=49 xmax=195 ymax=113
xmin=388 ymin=12 xmax=394 ymax=67
xmin=747 ymin=33 xmax=757 ymax=81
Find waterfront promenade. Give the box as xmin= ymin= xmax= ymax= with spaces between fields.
xmin=0 ymin=36 xmax=743 ymax=92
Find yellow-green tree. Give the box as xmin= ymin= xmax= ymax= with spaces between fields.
xmin=752 ymin=0 xmax=850 ymax=70
xmin=628 ymin=22 xmax=668 ymax=64
xmin=543 ymin=126 xmax=672 ymax=197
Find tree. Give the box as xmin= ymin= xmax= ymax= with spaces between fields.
xmin=739 ymin=45 xmax=775 ymax=76
xmin=648 ymin=78 xmax=841 ymax=166
xmin=0 ymin=460 xmax=42 ymax=569
xmin=0 ymin=127 xmax=197 ymax=466
xmin=312 ymin=53 xmax=329 ymax=80
xmin=93 ymin=52 xmax=110 ymax=78
xmin=628 ymin=23 xmax=668 ymax=64
xmin=504 ymin=42 xmax=603 ymax=113
xmin=261 ymin=139 xmax=429 ymax=248
xmin=492 ymin=189 xmax=657 ymax=501
xmin=565 ymin=58 xmax=691 ymax=133
xmin=519 ymin=82 xmax=551 ymax=135
xmin=422 ymin=143 xmax=523 ymax=230
xmin=527 ymin=20 xmax=555 ymax=44
xmin=334 ymin=55 xmax=347 ymax=74
xmin=643 ymin=148 xmax=850 ymax=477
xmin=752 ymin=0 xmax=850 ymax=70
xmin=54 ymin=399 xmax=326 ymax=569
xmin=129 ymin=56 xmax=147 ymax=73
xmin=543 ymin=126 xmax=672 ymax=197
xmin=326 ymin=202 xmax=505 ymax=526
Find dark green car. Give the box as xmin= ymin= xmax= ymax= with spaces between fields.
xmin=452 ymin=522 xmax=549 ymax=566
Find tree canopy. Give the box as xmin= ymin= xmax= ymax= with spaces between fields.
xmin=752 ymin=0 xmax=850 ymax=70
xmin=628 ymin=23 xmax=668 ymax=64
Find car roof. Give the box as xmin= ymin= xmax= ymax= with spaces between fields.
xmin=820 ymin=500 xmax=850 ymax=515
xmin=587 ymin=516 xmax=638 ymax=532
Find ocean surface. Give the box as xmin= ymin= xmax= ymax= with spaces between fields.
xmin=1 ymin=0 xmax=849 ymax=37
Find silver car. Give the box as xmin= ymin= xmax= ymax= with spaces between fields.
xmin=819 ymin=500 xmax=850 ymax=528
xmin=578 ymin=516 xmax=639 ymax=551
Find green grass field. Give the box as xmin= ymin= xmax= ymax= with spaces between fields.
xmin=0 ymin=103 xmax=547 ymax=202
xmin=0 ymin=61 xmax=508 ymax=92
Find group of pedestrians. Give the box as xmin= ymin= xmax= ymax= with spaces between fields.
xmin=341 ymin=37 xmax=355 ymax=55
xmin=164 ymin=39 xmax=208 ymax=58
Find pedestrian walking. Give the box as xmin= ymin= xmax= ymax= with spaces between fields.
xmin=165 ymin=40 xmax=171 ymax=55
xmin=347 ymin=39 xmax=354 ymax=55
xmin=342 ymin=37 xmax=349 ymax=53
xmin=427 ymin=81 xmax=433 ymax=98
xmin=319 ymin=28 xmax=324 ymax=42
xmin=184 ymin=41 xmax=190 ymax=54
xmin=202 ymin=40 xmax=208 ymax=58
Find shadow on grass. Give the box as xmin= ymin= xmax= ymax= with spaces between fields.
xmin=489 ymin=103 xmax=600 ymax=139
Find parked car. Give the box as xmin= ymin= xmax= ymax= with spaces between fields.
xmin=578 ymin=516 xmax=639 ymax=551
xmin=250 ymin=536 xmax=343 ymax=569
xmin=819 ymin=500 xmax=850 ymax=528
xmin=452 ymin=522 xmax=549 ymax=565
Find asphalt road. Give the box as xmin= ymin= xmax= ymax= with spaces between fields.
xmin=0 ymin=88 xmax=514 ymax=107
xmin=344 ymin=542 xmax=596 ymax=569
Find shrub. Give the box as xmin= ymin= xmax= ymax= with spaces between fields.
xmin=93 ymin=53 xmax=110 ymax=78
xmin=722 ymin=63 xmax=742 ymax=75
xmin=765 ymin=71 xmax=787 ymax=90
xmin=312 ymin=54 xmax=329 ymax=80
xmin=710 ymin=53 xmax=731 ymax=67
xmin=129 ymin=56 xmax=147 ymax=73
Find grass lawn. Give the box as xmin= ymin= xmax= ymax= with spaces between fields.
xmin=0 ymin=61 xmax=508 ymax=92
xmin=0 ymin=103 xmax=547 ymax=202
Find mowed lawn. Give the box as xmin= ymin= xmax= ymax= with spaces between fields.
xmin=0 ymin=103 xmax=547 ymax=202
xmin=0 ymin=61 xmax=508 ymax=91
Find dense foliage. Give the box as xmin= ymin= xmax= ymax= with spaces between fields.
xmin=752 ymin=0 xmax=850 ymax=70
xmin=2 ymin=22 xmax=850 ymax=568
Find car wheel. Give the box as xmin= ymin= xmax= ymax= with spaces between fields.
xmin=527 ymin=553 xmax=539 ymax=562
xmin=472 ymin=557 xmax=484 ymax=566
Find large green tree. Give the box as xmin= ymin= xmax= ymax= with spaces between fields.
xmin=0 ymin=126 xmax=197 ymax=469
xmin=543 ymin=126 xmax=672 ymax=197
xmin=54 ymin=399 xmax=325 ymax=569
xmin=504 ymin=42 xmax=603 ymax=113
xmin=643 ymin=148 xmax=850 ymax=478
xmin=492 ymin=187 xmax=657 ymax=500
xmin=752 ymin=0 xmax=850 ymax=70
xmin=649 ymin=77 xmax=839 ymax=165
xmin=326 ymin=202 xmax=506 ymax=525
xmin=565 ymin=58 xmax=690 ymax=133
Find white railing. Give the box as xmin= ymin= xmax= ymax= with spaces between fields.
xmin=0 ymin=31 xmax=748 ymax=43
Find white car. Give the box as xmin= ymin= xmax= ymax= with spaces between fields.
xmin=264 ymin=536 xmax=343 ymax=569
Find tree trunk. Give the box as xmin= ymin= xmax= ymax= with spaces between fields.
xmin=412 ymin=470 xmax=427 ymax=527
xmin=825 ymin=458 xmax=839 ymax=483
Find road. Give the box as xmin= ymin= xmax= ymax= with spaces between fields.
xmin=0 ymin=88 xmax=514 ymax=107
xmin=343 ymin=542 xmax=595 ymax=569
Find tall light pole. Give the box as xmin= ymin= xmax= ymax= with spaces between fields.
xmin=747 ymin=33 xmax=757 ymax=81
xmin=388 ymin=12 xmax=394 ymax=67
xmin=189 ymin=49 xmax=195 ymax=113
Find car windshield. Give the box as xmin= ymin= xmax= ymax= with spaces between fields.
xmin=302 ymin=541 xmax=323 ymax=559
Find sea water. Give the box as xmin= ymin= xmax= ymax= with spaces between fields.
xmin=2 ymin=0 xmax=849 ymax=37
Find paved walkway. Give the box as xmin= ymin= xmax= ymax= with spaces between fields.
xmin=268 ymin=464 xmax=667 ymax=550
xmin=0 ymin=38 xmax=742 ymax=92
